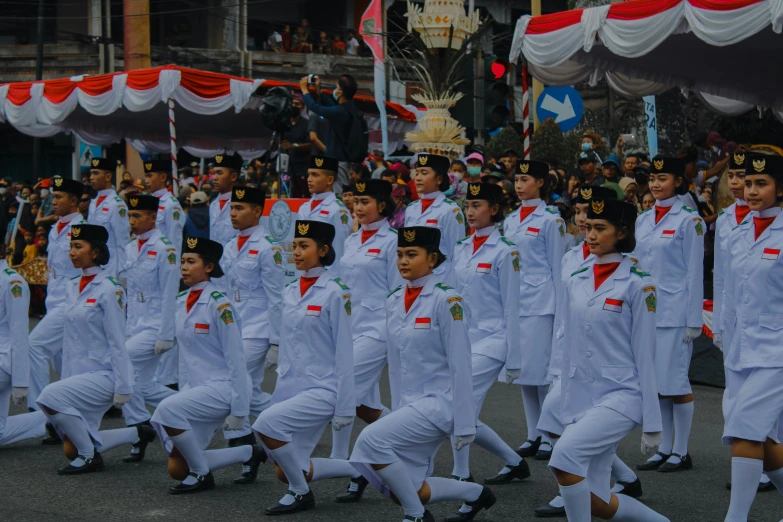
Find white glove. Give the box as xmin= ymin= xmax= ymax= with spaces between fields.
xmin=505 ymin=369 xmax=521 ymax=384
xmin=683 ymin=327 xmax=702 ymax=343
xmin=641 ymin=432 xmax=662 ymax=456
xmin=332 ymin=415 xmax=354 ymax=431
xmin=11 ymin=387 xmax=28 ymax=406
xmin=113 ymin=393 xmax=131 ymax=409
xmin=453 ymin=434 xmax=475 ymax=452
xmin=265 ymin=345 xmax=279 ymax=371
xmin=713 ymin=333 xmax=723 ymax=351
xmin=223 ymin=415 xmax=245 ymax=431
xmin=154 ymin=340 xmax=175 ymax=355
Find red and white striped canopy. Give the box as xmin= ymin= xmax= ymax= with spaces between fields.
xmin=0 ymin=65 xmax=417 ymax=157
xmin=510 ymin=0 xmax=783 ymax=116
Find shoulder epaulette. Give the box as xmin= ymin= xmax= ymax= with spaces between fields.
xmin=177 ymin=290 xmax=188 ymax=298
xmin=333 ymin=278 xmax=350 ymax=291
xmin=456 ymin=236 xmax=470 ymax=245
xmin=682 ymin=206 xmax=696 ymax=213
xmin=210 ymin=291 xmax=224 ymax=301
xmin=501 ymin=236 xmax=515 ymax=247
xmin=435 ymin=283 xmax=454 ymax=291
xmin=571 ymin=266 xmax=589 ymax=277
xmin=70 ymin=274 xmax=81 ymax=281
xmin=4 ymin=268 xmax=16 ymax=276
xmin=285 ymin=278 xmax=298 ymax=288
xmin=732 ymin=220 xmax=750 ymax=231
xmin=718 ymin=210 xmax=725 ymax=216
xmin=161 ymin=237 xmax=172 ymax=246
xmin=410 ymin=199 xmax=421 ymax=206
xmin=545 ymin=208 xmax=558 ymax=215
xmin=444 ymin=198 xmax=456 ymax=205
xmin=114 ymin=196 xmax=123 ymax=203
xmin=265 ymin=235 xmax=277 ymax=244
xmin=388 ymin=285 xmax=402 ymax=298
xmin=335 ymin=199 xmax=346 ymax=208
xmin=388 ymin=227 xmax=398 ymax=234
xmin=107 ymin=276 xmax=123 ymax=287
xmin=630 ymin=266 xmax=650 ymax=278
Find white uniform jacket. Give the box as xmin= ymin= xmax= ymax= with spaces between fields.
xmin=632 ymin=198 xmax=704 ymax=328
xmin=0 ymin=263 xmax=30 ymax=387
xmin=386 ymin=276 xmax=475 ymax=436
xmin=61 ymin=271 xmax=133 ymax=395
xmin=404 ymin=192 xmax=465 ymax=285
xmin=297 ymin=192 xmax=351 ymax=267
xmin=502 ymin=200 xmax=565 ymax=317
xmin=152 ymin=188 xmax=184 ymax=252
xmin=723 ymin=210 xmax=783 ymax=370
xmin=45 ymin=213 xmax=87 ymax=310
xmin=217 ymin=226 xmax=285 ymax=344
xmin=209 ymin=194 xmax=238 ymax=246
xmin=272 ymin=273 xmax=355 ymax=418
xmin=174 ymin=283 xmax=250 ymax=417
xmin=88 ymin=189 xmax=130 ymax=275
xmin=712 ymin=201 xmax=745 ymax=336
xmin=120 ymin=229 xmax=179 ymax=341
xmin=560 ymin=256 xmax=661 ymax=433
xmin=453 ymin=228 xmax=521 ymax=366
xmin=338 ymin=223 xmax=403 ymax=342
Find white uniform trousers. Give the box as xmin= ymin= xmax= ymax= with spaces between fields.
xmin=506 ymin=315 xmax=554 ymax=386
xmin=27 ymin=307 xmax=66 ymax=410
xmin=151 ymin=382 xmax=232 ymax=454
xmin=122 ymin=330 xmax=177 ymax=426
xmin=723 ymin=367 xmax=783 ymax=445
xmin=351 ymin=405 xmax=446 ymax=496
xmin=538 ymin=376 xmax=563 ymax=438
xmin=253 ymin=388 xmax=335 ymax=472
xmin=549 ymin=406 xmax=636 ymax=503
xmin=0 ymin=369 xmax=47 ymax=445
xmin=353 ymin=336 xmax=387 ymax=409
xmin=155 ymin=345 xmax=178 ymax=386
xmin=37 ymin=371 xmax=115 ymax=446
xmin=470 ymin=354 xmax=504 ymax=428
xmin=224 ymin=338 xmax=272 ymax=441
xmin=655 ymin=327 xmax=692 ymax=395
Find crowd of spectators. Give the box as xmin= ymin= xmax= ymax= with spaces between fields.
xmin=261 ymin=18 xmax=368 ymax=57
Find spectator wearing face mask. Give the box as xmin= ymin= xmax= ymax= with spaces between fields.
xmin=283 ymin=92 xmax=313 ymax=198
xmin=464 ymin=152 xmax=484 ymax=182
xmin=34 ymin=179 xmax=57 ymax=228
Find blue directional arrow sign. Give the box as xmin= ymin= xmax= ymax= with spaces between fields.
xmin=535 ymin=86 xmax=584 ymax=132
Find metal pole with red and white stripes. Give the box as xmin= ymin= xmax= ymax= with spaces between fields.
xmin=522 ymin=65 xmax=531 ymax=160
xmin=168 ymin=98 xmax=179 ymax=197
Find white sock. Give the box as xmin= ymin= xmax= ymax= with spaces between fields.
xmin=612 ymin=494 xmax=670 ymax=521
xmin=549 ymin=496 xmax=564 ymax=508
xmin=379 ymin=406 xmax=391 ymax=418
xmin=310 ymin=457 xmax=360 ymax=481
xmin=52 ymin=413 xmax=94 ymax=459
xmin=764 ymin=465 xmax=783 ymax=494
xmin=647 ymin=399 xmax=673 ymax=461
xmin=330 ymin=422 xmax=352 ymax=460
xmin=171 ymin=430 xmax=209 ymax=476
xmin=270 ymin=443 xmax=309 ymax=495
xmin=98 ymin=427 xmax=139 ymax=452
xmin=725 ymin=457 xmax=762 ymax=521
xmin=376 ymin=460 xmax=425 ymax=518
xmin=427 ymin=476 xmax=482 ymax=504
xmin=558 ymin=479 xmax=591 ymax=522
xmin=451 ymin=435 xmax=471 ymax=479
xmin=671 ymin=401 xmax=694 ymax=460
xmin=611 ymin=455 xmax=637 ymax=483
xmin=475 ymin=424 xmax=522 ymax=467
xmin=760 ymin=472 xmax=770 ymax=485
xmin=205 ymin=445 xmax=252 ymax=472
xmin=521 ymin=385 xmax=543 ymax=443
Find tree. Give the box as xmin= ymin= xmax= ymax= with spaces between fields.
xmin=486 ymin=127 xmax=523 ymax=160
xmin=530 ymin=118 xmax=582 ymax=169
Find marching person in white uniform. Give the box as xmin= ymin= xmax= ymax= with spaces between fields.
xmin=151 ymin=237 xmax=264 ymax=494
xmin=722 ymin=154 xmax=783 ymax=522
xmin=350 ymin=226 xmax=495 ymax=522
xmin=217 ymin=186 xmax=285 ymax=448
xmin=88 ymin=158 xmax=130 ymax=276
xmin=27 ymin=177 xmax=87 ymax=414
xmin=297 ymin=155 xmax=351 ymax=269
xmin=119 ymin=195 xmax=179 ymax=462
xmin=253 ymin=220 xmax=360 ymax=516
xmin=330 ymin=179 xmax=401 ymax=479
xmin=208 ymin=154 xmax=241 ymax=246
xmin=37 ymin=225 xmax=154 ymax=474
xmin=502 ymin=159 xmax=565 ymax=459
xmin=405 ymin=154 xmax=465 ymax=287
xmin=634 ymin=157 xmax=704 ymax=474
xmin=0 ymin=249 xmax=47 ymax=447
xmin=552 ymin=197 xmax=669 ymax=522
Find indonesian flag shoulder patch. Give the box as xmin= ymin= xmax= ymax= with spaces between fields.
xmin=661 ymin=229 xmax=676 ymax=239
xmin=195 ymin=323 xmax=210 ymax=334
xmin=426 ymin=219 xmax=438 ymax=227
xmin=603 ymin=298 xmax=623 ymax=313
xmin=85 ymin=298 xmax=97 ymax=307
xmin=762 ymin=248 xmax=780 ymax=260
xmin=414 ymin=317 xmax=431 ymax=329
xmin=366 ymin=248 xmax=381 ymax=257
xmin=306 ymin=305 xmax=322 ymax=316
xmin=526 ymin=227 xmax=540 ymax=237
xmin=476 ymin=263 xmax=492 ymax=274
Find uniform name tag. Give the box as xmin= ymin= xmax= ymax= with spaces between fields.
xmin=366 ymin=248 xmax=381 ymax=257
xmin=306 ymin=305 xmax=322 ymax=316
xmin=661 ymin=230 xmax=675 ymax=239
xmin=526 ymin=227 xmax=540 ymax=237
xmin=195 ymin=323 xmax=210 ymax=334
xmin=85 ymin=298 xmax=97 ymax=307
xmin=147 ymin=251 xmax=157 ymax=260
xmin=603 ymin=298 xmax=623 ymax=313
xmin=414 ymin=317 xmax=431 ymax=329
xmin=762 ymin=248 xmax=780 ymax=260
xmin=248 ymin=250 xmax=259 ymax=258
xmin=476 ymin=263 xmax=492 ymax=274
xmin=319 ymin=209 xmax=330 ymax=217
xmin=425 ymin=219 xmax=438 ymax=227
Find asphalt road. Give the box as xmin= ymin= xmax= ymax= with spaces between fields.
xmin=4 ymin=361 xmax=783 ymax=522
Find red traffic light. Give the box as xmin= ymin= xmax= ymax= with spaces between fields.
xmin=490 ymin=59 xmax=508 ymax=80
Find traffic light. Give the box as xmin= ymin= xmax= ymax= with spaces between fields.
xmin=484 ymin=55 xmax=510 ymax=137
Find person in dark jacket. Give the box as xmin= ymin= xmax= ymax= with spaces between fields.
xmin=183 ymin=191 xmax=210 ymax=245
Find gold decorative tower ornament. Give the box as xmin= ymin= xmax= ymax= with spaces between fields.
xmin=406 ymin=0 xmax=480 ymax=51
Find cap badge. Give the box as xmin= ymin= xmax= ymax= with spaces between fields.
xmin=71 ymin=226 xmax=81 ymax=238
xmin=519 ymin=163 xmax=529 ymax=174
xmin=187 ymin=238 xmax=198 ymax=249
xmin=356 ymin=182 xmax=366 ymax=193
xmin=235 ymin=189 xmax=245 ymax=200
xmin=314 ymin=157 xmax=324 ymax=168
xmin=91 ymin=159 xmax=99 ymax=167
xmin=54 ymin=178 xmax=63 ymax=187
xmin=145 ymin=162 xmax=152 ymax=171
xmin=403 ymin=229 xmax=416 ymax=243
xmin=419 ymin=155 xmax=428 ymax=166
xmin=469 ymin=184 xmax=481 ymax=196
xmin=753 ymin=158 xmax=766 ymax=173
xmin=653 ymin=159 xmax=664 ymax=171
xmin=215 ymin=155 xmax=223 ymax=164
xmin=130 ymin=198 xmax=138 ymax=208
xmin=297 ymin=223 xmax=310 ymax=236
xmin=591 ymin=200 xmax=605 ymax=215
xmin=734 ymin=153 xmax=745 ymax=165
xmin=580 ymin=187 xmax=592 ymax=200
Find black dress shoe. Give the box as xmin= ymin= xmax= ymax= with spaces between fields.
xmin=535 ymin=442 xmax=553 ymax=460
xmin=614 ymin=478 xmax=642 ymax=498
xmin=123 ymin=424 xmax=157 ymax=463
xmin=103 ymin=406 xmax=123 ymax=418
xmin=534 ymin=502 xmax=566 ymax=518
xmin=169 ymin=472 xmax=215 ymax=495
xmin=165 ymin=383 xmax=179 ymax=391
xmin=41 ymin=423 xmax=62 ymax=445
xmin=227 ymin=432 xmax=256 ymax=448
xmin=234 ymin=445 xmax=267 ymax=484
xmin=726 ymin=480 xmax=776 ymax=492
xmin=637 ymin=452 xmax=670 ymax=471
xmin=264 ymin=490 xmax=315 ymax=515
xmin=484 ymin=460 xmax=531 ymax=484
xmin=57 ymin=452 xmax=105 ymax=475
xmin=450 ymin=474 xmax=475 ymax=482
xmin=335 ymin=475 xmax=369 ymax=503
xmin=657 ymin=453 xmax=692 ymax=473
xmin=404 ymin=511 xmax=434 ymax=522
xmin=443 ymin=486 xmax=496 ymax=521
xmin=516 ymin=437 xmax=542 ymax=458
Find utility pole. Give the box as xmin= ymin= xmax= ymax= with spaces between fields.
xmin=531 ymin=0 xmax=543 ymax=128
xmin=32 ymin=0 xmax=44 ymax=181
xmin=123 ymin=0 xmax=151 ymax=179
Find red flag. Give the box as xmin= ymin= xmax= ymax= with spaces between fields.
xmin=360 ymin=0 xmax=384 ymax=63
